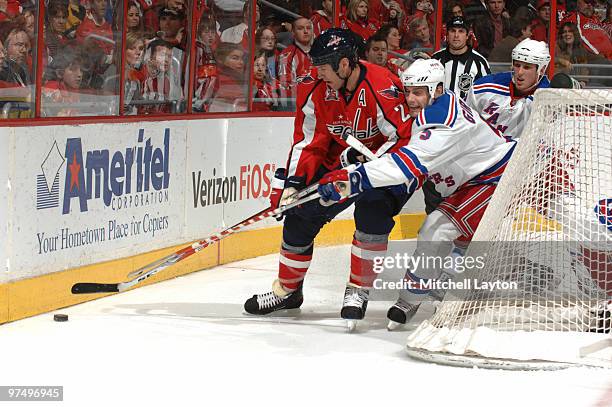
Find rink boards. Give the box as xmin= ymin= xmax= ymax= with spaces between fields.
xmin=0 ymin=117 xmax=425 ymax=323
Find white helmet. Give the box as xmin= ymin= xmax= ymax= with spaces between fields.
xmin=400 ymin=59 xmax=445 ymax=104
xmin=511 ymin=39 xmax=551 ymax=82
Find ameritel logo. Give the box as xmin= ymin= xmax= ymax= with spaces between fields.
xmin=36 ymin=129 xmax=171 ymax=214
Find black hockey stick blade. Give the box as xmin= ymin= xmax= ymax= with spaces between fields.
xmin=71 ymin=283 xmax=120 ymax=294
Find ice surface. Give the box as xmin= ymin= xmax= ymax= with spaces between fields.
xmin=0 ymin=245 xmax=610 ymax=407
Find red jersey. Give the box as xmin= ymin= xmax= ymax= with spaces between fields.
xmin=311 ymin=11 xmax=333 ymax=37
xmin=341 ymin=17 xmax=379 ymax=40
xmin=42 ymin=80 xmax=81 ymax=116
xmin=76 ymin=12 xmax=114 ymax=56
xmin=253 ymin=79 xmax=279 ymax=111
xmin=286 ymin=61 xmax=413 ymax=183
xmin=562 ymin=12 xmax=612 ymax=58
xmin=277 ymin=43 xmax=312 ymax=102
xmin=368 ymin=0 xmax=406 ymax=26
xmin=530 ymin=18 xmax=548 ymax=42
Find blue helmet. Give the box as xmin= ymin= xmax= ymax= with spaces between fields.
xmin=309 ymin=28 xmax=362 ymax=71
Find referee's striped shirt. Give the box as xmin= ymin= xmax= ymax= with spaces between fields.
xmin=432 ymin=47 xmax=491 ymax=100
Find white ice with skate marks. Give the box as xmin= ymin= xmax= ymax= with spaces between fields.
xmin=0 ymin=245 xmax=611 ymax=407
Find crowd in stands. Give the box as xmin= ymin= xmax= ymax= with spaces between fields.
xmin=0 ymin=0 xmax=609 ymax=117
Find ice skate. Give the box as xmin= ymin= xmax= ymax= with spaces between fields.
xmin=386 ymin=298 xmax=420 ymax=330
xmin=341 ymin=284 xmax=369 ymax=332
xmin=244 ymin=280 xmax=303 ymax=315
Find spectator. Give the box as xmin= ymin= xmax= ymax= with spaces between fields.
xmin=46 ymin=1 xmax=70 ymax=62
xmin=124 ymin=32 xmax=146 ymax=114
xmin=405 ymin=0 xmax=435 ymax=28
xmin=209 ymin=42 xmax=246 ymax=112
xmin=472 ymin=0 xmax=510 ymax=57
xmin=341 ymin=0 xmax=379 ymax=40
xmin=127 ymin=1 xmax=144 ymax=33
xmin=368 ymin=0 xmax=405 ymax=28
xmin=555 ymin=22 xmax=590 ymax=78
xmin=311 ymin=0 xmax=333 ymax=37
xmin=102 ymin=29 xmax=145 ymax=107
xmin=489 ymin=10 xmax=533 ymax=62
xmin=531 ymin=0 xmax=550 ymax=42
xmin=277 ymin=17 xmax=313 ymax=109
xmin=365 ymin=32 xmax=389 ymax=69
xmin=20 ymin=4 xmax=36 ymax=43
xmin=142 ymin=39 xmax=183 ymax=113
xmin=0 ymin=24 xmax=31 ymax=86
xmin=562 ymin=0 xmax=612 ymax=59
xmin=445 ymin=1 xmax=465 ymax=21
xmin=79 ymin=38 xmax=112 ymax=90
xmin=42 ymin=47 xmax=84 ymax=116
xmin=407 ymin=17 xmax=433 ymax=54
xmin=377 ymin=24 xmax=410 ymax=72
xmin=76 ymin=0 xmax=114 ymax=62
xmin=220 ymin=1 xmax=259 ymax=50
xmin=157 ymin=8 xmax=186 ymax=49
xmin=255 ymin=26 xmax=279 ymax=79
xmin=252 ymin=49 xmax=278 ymax=111
xmin=433 ymin=16 xmax=491 ymax=99
xmin=441 ymin=1 xmax=479 ymax=49
xmin=194 ymin=15 xmax=218 ymax=112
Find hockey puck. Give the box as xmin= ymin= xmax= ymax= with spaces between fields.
xmin=53 ymin=314 xmax=68 ymax=322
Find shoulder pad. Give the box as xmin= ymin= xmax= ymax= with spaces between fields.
xmin=473 ymin=72 xmax=512 ymax=96
xmin=415 ymin=91 xmax=458 ymax=129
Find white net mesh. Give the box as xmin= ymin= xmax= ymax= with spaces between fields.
xmin=406 ymin=89 xmax=612 ymax=369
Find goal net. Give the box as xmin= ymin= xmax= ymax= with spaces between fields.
xmin=405 ymin=89 xmax=612 ymax=369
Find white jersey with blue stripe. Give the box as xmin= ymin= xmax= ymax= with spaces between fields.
xmin=356 ymin=91 xmax=515 ymax=198
xmin=467 ymin=71 xmax=550 ymax=141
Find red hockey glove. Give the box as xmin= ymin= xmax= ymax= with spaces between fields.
xmin=317 ymin=167 xmax=366 ymax=205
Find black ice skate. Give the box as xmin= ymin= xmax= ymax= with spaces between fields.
xmin=386 ymin=298 xmax=420 ymax=331
xmin=244 ymin=280 xmax=303 ymax=315
xmin=341 ymin=284 xmax=369 ymax=332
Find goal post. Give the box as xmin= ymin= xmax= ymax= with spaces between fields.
xmin=405 ymin=89 xmax=612 ymax=369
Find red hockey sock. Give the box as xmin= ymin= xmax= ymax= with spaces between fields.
xmin=278 ymin=248 xmax=312 ymax=291
xmin=350 ymin=237 xmax=388 ymax=288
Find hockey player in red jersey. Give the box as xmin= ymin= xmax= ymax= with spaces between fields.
xmin=244 ymin=29 xmax=414 ymax=329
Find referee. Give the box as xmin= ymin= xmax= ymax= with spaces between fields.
xmin=433 ymin=17 xmax=491 ymax=100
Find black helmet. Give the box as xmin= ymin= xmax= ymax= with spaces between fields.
xmin=309 ymin=28 xmax=362 ymax=71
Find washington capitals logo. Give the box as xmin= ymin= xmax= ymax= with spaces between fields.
xmin=297 ymin=71 xmax=315 ymax=84
xmin=377 ymin=84 xmax=400 ymax=100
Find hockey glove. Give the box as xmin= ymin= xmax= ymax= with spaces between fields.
xmin=270 ymin=169 xmax=301 ymax=220
xmin=339 ymin=147 xmax=367 ymax=168
xmin=317 ymin=166 xmax=366 ymax=205
xmin=269 ymin=168 xmax=287 ymax=211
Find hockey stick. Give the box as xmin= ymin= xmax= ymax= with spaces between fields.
xmin=341 ymin=133 xmax=378 ymax=161
xmin=125 ymin=182 xmax=319 ymax=280
xmin=71 ymin=191 xmax=321 ymax=294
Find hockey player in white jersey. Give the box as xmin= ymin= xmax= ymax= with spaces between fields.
xmin=468 ymin=39 xmax=551 ymax=141
xmin=316 ymin=59 xmax=516 ymax=329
